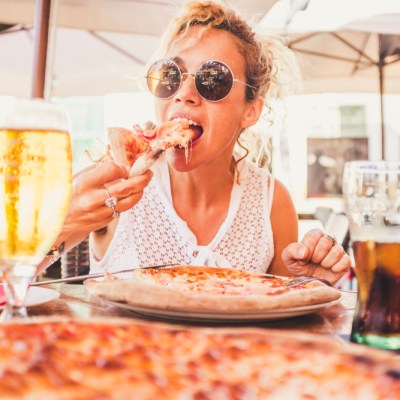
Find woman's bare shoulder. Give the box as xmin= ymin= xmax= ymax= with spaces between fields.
xmin=271 ymin=178 xmax=296 ymax=213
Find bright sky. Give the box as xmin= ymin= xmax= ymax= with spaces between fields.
xmin=256 ymin=0 xmax=400 ymax=34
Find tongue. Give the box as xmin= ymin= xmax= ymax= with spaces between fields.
xmin=190 ymin=125 xmax=203 ymax=140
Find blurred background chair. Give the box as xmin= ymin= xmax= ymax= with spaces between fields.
xmin=322 ymin=209 xmax=350 ymax=253
xmin=61 ymin=237 xmax=90 ymax=279
xmin=314 ymin=206 xmax=335 ymax=229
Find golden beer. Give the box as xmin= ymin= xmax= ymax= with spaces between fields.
xmin=352 ymin=240 xmax=400 ymax=349
xmin=0 ymin=129 xmax=72 ymax=265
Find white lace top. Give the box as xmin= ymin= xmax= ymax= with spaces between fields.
xmin=90 ymin=157 xmax=275 ymax=275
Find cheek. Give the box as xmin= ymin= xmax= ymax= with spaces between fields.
xmin=211 ymin=102 xmax=246 ymax=133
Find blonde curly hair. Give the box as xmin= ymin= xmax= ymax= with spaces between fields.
xmin=158 ymin=0 xmax=302 ymax=102
xmin=154 ymin=0 xmax=302 ymax=170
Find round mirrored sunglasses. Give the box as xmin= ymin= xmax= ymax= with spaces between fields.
xmin=146 ymin=59 xmax=256 ymax=102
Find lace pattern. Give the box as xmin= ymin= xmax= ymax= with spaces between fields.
xmin=90 ymin=160 xmax=274 ymax=274
xmin=216 ymin=164 xmax=274 ymax=272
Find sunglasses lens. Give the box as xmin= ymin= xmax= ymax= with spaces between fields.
xmin=146 ymin=60 xmax=181 ymax=99
xmin=195 ymin=61 xmax=233 ymax=101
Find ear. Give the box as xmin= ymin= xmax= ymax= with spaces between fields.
xmin=240 ymin=96 xmax=265 ymax=129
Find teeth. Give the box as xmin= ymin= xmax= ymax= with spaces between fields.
xmin=172 ymin=117 xmax=199 ymax=126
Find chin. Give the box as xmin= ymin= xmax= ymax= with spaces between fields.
xmin=165 ymin=149 xmax=197 ymax=172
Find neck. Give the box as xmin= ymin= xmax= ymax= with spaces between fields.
xmin=169 ymin=156 xmax=237 ymax=207
xmin=168 ymin=156 xmax=238 ymax=245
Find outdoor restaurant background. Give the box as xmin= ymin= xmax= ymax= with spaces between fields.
xmin=57 ymin=91 xmax=400 ymax=214
xmin=1 ymin=0 xmax=400 ymax=214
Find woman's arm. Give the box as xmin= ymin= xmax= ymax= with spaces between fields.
xmin=268 ymin=179 xmax=299 ymax=276
xmin=268 ymin=179 xmax=351 ymax=284
xmin=36 ymin=162 xmax=152 ymax=274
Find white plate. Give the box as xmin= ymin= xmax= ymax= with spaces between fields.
xmin=0 ymin=286 xmax=60 ymax=308
xmin=103 ymin=297 xmax=342 ymax=322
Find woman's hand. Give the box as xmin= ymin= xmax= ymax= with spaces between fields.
xmin=281 ymin=229 xmax=351 ymax=285
xmin=37 ymin=161 xmax=152 ymax=275
xmin=63 ymin=162 xmax=152 ymax=238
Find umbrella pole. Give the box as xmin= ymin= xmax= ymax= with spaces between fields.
xmin=31 ymin=0 xmax=52 ymax=99
xmin=378 ymin=64 xmax=385 ymax=160
xmin=378 ymin=33 xmax=385 ymax=161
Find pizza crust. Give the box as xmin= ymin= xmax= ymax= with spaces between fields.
xmin=85 ymin=266 xmax=341 ymax=312
xmin=107 ymin=126 xmax=149 ymax=167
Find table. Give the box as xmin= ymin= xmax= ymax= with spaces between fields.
xmin=29 ymin=283 xmax=357 ymax=340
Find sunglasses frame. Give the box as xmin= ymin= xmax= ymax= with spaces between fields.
xmin=146 ymin=59 xmax=256 ymax=102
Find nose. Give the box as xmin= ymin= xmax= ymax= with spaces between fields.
xmin=173 ymin=73 xmax=200 ymax=104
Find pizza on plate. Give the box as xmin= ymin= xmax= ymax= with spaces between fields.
xmin=85 ymin=266 xmax=341 ymax=312
xmin=107 ymin=119 xmax=195 ymax=176
xmin=0 ymin=318 xmax=398 ymax=399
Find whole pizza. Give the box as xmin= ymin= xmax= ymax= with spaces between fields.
xmin=0 ymin=318 xmax=398 ymax=399
xmin=85 ymin=266 xmax=341 ymax=312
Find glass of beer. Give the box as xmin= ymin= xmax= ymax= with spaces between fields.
xmin=0 ymin=97 xmax=72 ymax=320
xmin=343 ymin=160 xmax=400 ymax=351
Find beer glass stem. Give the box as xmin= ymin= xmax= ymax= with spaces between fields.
xmin=0 ymin=263 xmax=36 ymax=321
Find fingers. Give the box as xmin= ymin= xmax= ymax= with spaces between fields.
xmin=109 ymin=191 xmax=145 ymax=215
xmin=302 ymin=228 xmax=351 ymax=274
xmin=104 ymin=170 xmax=152 ymax=199
xmin=282 ymin=243 xmax=309 ymax=266
xmin=301 ymin=229 xmax=339 ymax=264
xmin=101 ymin=170 xmax=153 ymax=213
xmin=300 ymin=229 xmax=324 ymax=261
xmin=69 ymin=167 xmax=152 ymax=231
xmin=320 ymin=244 xmax=344 ymax=269
xmin=283 ymin=228 xmax=351 ymax=281
xmin=73 ymin=164 xmax=97 ymax=179
xmin=321 ymin=248 xmax=351 ymax=273
xmin=72 ymin=187 xmax=146 ymax=231
xmin=281 ymin=229 xmax=324 ymax=270
xmin=80 ymin=162 xmax=130 ymax=188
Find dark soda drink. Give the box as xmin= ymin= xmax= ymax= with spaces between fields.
xmin=351 ymin=240 xmax=400 ymax=350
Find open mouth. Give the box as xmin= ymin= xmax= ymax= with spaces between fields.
xmin=189 ymin=124 xmax=203 ymax=143
xmin=170 ymin=117 xmax=204 ymax=145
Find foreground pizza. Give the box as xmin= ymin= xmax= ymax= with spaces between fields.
xmin=0 ymin=318 xmax=398 ymax=399
xmin=85 ymin=266 xmax=341 ymax=312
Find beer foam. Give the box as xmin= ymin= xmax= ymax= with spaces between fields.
xmin=0 ymin=98 xmax=68 ymax=131
xmin=351 ymin=226 xmax=400 ymax=242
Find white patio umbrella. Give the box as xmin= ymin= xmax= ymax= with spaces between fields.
xmin=0 ymin=22 xmax=161 ymax=97
xmin=0 ymin=0 xmax=278 ymax=98
xmin=255 ymin=0 xmax=400 ymax=159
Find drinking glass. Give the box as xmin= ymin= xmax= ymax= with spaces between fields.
xmin=0 ymin=97 xmax=72 ymax=320
xmin=343 ymin=160 xmax=400 ymax=351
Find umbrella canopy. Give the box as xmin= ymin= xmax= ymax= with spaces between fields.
xmin=0 ymin=23 xmax=160 ymax=97
xmin=0 ymin=0 xmax=278 ymax=98
xmin=255 ymin=0 xmax=400 ymax=159
xmin=284 ymin=31 xmax=400 ymax=95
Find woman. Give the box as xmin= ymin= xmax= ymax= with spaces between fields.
xmin=42 ymin=1 xmax=350 ymax=284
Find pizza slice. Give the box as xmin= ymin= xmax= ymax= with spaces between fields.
xmin=107 ymin=126 xmax=149 ymax=167
xmin=107 ymin=119 xmax=195 ymax=176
